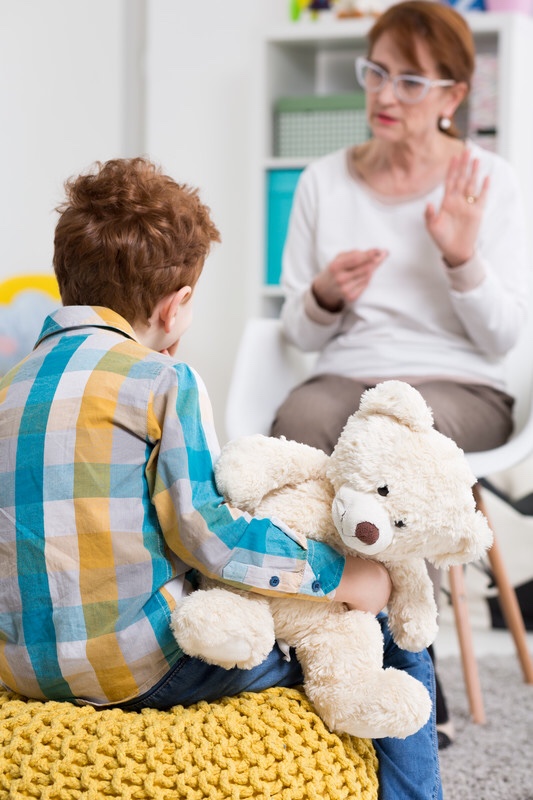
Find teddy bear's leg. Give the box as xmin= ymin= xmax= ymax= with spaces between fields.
xmin=271 ymin=600 xmax=432 ymax=739
xmin=171 ymin=588 xmax=276 ymax=670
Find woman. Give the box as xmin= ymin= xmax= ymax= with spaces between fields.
xmin=271 ymin=0 xmax=529 ymax=750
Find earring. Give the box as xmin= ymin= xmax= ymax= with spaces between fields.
xmin=439 ymin=116 xmax=452 ymax=131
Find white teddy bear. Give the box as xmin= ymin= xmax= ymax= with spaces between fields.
xmin=172 ymin=381 xmax=493 ymax=739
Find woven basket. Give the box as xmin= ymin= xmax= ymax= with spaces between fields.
xmin=0 ymin=686 xmax=378 ymax=799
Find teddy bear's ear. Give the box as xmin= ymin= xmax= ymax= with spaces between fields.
xmin=214 ymin=434 xmax=329 ymax=512
xmin=357 ymin=380 xmax=434 ymax=432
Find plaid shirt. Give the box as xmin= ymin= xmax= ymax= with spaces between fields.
xmin=0 ymin=306 xmax=344 ymax=704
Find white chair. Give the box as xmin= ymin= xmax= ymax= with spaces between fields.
xmin=225 ymin=316 xmax=533 ymax=723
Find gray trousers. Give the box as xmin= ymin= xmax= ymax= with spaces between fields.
xmin=271 ymin=374 xmax=514 ymax=456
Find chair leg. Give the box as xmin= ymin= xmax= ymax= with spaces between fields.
xmin=448 ymin=563 xmax=486 ymax=723
xmin=474 ymin=484 xmax=533 ymax=685
xmin=447 ymin=482 xmax=533 ymax=723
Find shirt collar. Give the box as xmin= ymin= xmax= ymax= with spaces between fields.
xmin=35 ymin=306 xmax=140 ymax=348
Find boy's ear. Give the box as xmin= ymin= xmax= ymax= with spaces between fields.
xmin=160 ymin=286 xmax=192 ymax=333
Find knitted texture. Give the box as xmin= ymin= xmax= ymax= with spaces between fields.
xmin=0 ymin=686 xmax=378 ymax=800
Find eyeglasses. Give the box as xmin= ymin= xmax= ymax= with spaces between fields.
xmin=355 ymin=56 xmax=456 ymax=105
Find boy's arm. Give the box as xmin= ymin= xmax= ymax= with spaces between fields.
xmin=148 ymin=363 xmax=378 ymax=603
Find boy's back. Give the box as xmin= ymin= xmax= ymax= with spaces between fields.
xmin=0 ymin=305 xmax=206 ymax=703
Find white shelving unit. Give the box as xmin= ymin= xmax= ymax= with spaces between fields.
xmin=253 ymin=11 xmax=533 ymax=318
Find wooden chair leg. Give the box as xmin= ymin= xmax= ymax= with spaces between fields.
xmin=473 ymin=484 xmax=533 ymax=685
xmin=446 ymin=483 xmax=533 ymax=724
xmin=448 ymin=563 xmax=486 ymax=723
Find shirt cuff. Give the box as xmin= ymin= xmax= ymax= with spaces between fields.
xmin=444 ymin=251 xmax=486 ymax=293
xmin=304 ymin=288 xmax=344 ymax=325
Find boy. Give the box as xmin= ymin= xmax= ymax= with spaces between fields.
xmin=0 ymin=158 xmax=441 ymax=799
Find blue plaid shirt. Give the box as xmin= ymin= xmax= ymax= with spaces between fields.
xmin=0 ymin=307 xmax=344 ymax=704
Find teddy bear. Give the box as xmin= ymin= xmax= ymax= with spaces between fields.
xmin=171 ymin=381 xmax=493 ymax=739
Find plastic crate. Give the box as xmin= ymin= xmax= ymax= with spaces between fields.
xmin=274 ymin=93 xmax=368 ymax=158
xmin=265 ymin=169 xmax=303 ymax=285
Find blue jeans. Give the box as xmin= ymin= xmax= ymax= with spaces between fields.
xmin=117 ymin=614 xmax=442 ymax=800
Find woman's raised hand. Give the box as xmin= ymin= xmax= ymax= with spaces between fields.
xmin=425 ymin=148 xmax=489 ymax=267
xmin=311 ymin=248 xmax=388 ymax=312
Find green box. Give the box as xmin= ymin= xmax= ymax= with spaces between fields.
xmin=274 ymin=92 xmax=368 ymax=158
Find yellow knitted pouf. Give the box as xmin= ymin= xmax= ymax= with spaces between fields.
xmin=0 ymin=686 xmax=378 ymax=800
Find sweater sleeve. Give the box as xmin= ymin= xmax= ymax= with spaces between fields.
xmin=444 ymin=154 xmax=530 ymax=356
xmin=149 ymin=363 xmax=345 ymax=599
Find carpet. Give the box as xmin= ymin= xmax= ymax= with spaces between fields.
xmin=438 ymin=654 xmax=533 ymax=799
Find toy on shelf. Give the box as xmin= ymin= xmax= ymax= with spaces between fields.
xmin=290 ymin=0 xmax=334 ymax=21
xmin=335 ymin=0 xmax=395 ymax=17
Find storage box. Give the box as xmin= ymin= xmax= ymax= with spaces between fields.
xmin=274 ymin=93 xmax=368 ymax=158
xmin=265 ymin=169 xmax=303 ymax=285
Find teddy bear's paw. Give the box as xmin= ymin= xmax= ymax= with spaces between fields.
xmin=311 ymin=668 xmax=432 ymax=740
xmin=170 ymin=589 xmax=276 ymax=670
xmin=353 ymin=668 xmax=432 ymax=739
xmin=390 ymin=617 xmax=439 ymax=652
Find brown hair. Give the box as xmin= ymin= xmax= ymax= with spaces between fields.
xmin=53 ymin=157 xmax=221 ymax=324
xmin=368 ymin=0 xmax=475 ymax=137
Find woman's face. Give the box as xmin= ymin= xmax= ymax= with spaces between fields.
xmin=365 ymin=31 xmax=461 ymax=145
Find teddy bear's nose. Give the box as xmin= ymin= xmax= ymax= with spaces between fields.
xmin=355 ymin=522 xmax=379 ymax=545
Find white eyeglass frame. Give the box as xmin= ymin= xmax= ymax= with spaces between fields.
xmin=355 ymin=56 xmax=456 ymax=105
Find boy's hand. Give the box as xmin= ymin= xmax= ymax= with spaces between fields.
xmin=334 ymin=555 xmax=392 ymax=614
xmin=160 ymin=340 xmax=180 ymax=358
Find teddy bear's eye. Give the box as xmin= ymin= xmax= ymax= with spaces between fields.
xmin=394 ymin=520 xmax=405 ymax=528
xmin=377 ymin=486 xmax=389 ymax=497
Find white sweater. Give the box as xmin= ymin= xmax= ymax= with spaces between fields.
xmin=280 ymin=144 xmax=530 ymax=391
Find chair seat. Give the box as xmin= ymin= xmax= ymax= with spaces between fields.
xmin=0 ymin=686 xmax=378 ymax=799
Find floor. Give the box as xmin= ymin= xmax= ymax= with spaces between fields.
xmin=436 ymin=612 xmax=533 ymax=659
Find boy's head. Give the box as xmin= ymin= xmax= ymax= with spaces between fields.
xmin=53 ymin=157 xmax=220 ymax=326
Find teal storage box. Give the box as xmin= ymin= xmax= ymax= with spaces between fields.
xmin=266 ymin=168 xmax=303 ymax=285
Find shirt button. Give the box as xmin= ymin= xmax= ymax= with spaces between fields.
xmin=269 ymin=576 xmax=280 ymax=587
xmin=312 ymin=580 xmax=321 ymax=593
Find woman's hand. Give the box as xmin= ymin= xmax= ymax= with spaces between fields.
xmin=425 ymin=148 xmax=489 ymax=267
xmin=311 ymin=248 xmax=388 ymax=312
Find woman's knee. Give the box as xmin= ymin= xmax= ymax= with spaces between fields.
xmin=270 ymin=391 xmax=325 ymax=448
xmin=270 ymin=375 xmax=365 ymax=453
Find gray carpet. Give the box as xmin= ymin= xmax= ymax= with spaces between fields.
xmin=438 ymin=654 xmax=533 ymax=799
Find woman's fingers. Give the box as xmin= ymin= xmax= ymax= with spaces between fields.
xmin=334 ymin=248 xmax=386 ymax=271
xmin=477 ymin=174 xmax=490 ymax=208
xmin=444 ymin=154 xmax=460 ymax=195
xmin=463 ymin=157 xmax=481 ymax=201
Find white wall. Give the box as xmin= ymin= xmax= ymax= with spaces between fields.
xmin=0 ymin=0 xmax=129 ymax=278
xmin=145 ymin=0 xmax=287 ymax=439
xmin=0 ymin=0 xmax=286 ymax=440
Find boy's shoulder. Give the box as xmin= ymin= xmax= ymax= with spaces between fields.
xmin=37 ymin=305 xmax=138 ymax=347
xmin=34 ymin=305 xmax=200 ymax=390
